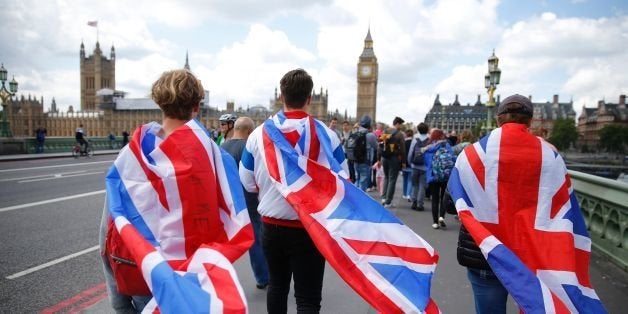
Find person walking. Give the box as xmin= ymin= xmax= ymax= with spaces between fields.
xmin=222 ymin=116 xmax=270 ymax=290
xmin=450 ymin=94 xmax=606 ymax=313
xmin=407 ymin=123 xmax=430 ymax=211
xmin=380 ymin=116 xmax=406 ymax=208
xmin=35 ymin=126 xmax=47 ymax=153
xmin=99 ymin=69 xmax=252 ymax=313
xmin=342 ymin=120 xmax=356 ymax=183
xmin=401 ymin=129 xmax=414 ymax=201
xmin=121 ymin=130 xmax=129 ymax=147
xmin=239 ymin=68 xmax=349 ymax=313
xmin=421 ymin=128 xmax=454 ymax=229
xmin=351 ymin=115 xmax=378 ymax=192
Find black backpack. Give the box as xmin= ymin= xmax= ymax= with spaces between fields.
xmin=345 ymin=131 xmax=367 ymax=163
xmin=380 ymin=130 xmax=398 ymax=158
xmin=411 ymin=138 xmax=429 ymax=165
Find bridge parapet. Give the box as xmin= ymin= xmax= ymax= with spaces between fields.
xmin=569 ymin=170 xmax=628 ymax=271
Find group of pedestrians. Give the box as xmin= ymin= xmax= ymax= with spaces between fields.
xmin=98 ymin=67 xmax=604 ymax=314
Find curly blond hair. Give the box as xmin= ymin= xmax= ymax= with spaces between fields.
xmin=151 ymin=69 xmax=204 ymax=120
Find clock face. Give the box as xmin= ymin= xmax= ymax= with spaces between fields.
xmin=361 ymin=65 xmax=371 ymax=76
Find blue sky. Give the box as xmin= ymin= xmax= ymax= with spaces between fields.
xmin=1 ymin=0 xmax=627 ymax=125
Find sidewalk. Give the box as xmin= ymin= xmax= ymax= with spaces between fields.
xmin=0 ymin=149 xmax=120 ymax=162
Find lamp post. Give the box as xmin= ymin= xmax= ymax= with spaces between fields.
xmin=484 ymin=50 xmax=501 ymax=131
xmin=0 ymin=63 xmax=18 ymax=137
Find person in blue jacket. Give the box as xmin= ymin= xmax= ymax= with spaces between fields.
xmin=420 ymin=128 xmax=455 ymax=229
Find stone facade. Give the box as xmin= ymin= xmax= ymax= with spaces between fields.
xmin=356 ymin=28 xmax=378 ymax=123
xmin=424 ymin=94 xmax=492 ymax=134
xmin=270 ymin=87 xmax=330 ymax=122
xmin=529 ymin=94 xmax=577 ymax=138
xmin=80 ymin=42 xmax=115 ymax=111
xmin=577 ymin=95 xmax=628 ymax=148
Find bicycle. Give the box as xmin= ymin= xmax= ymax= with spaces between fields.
xmin=72 ymin=141 xmax=94 ymax=158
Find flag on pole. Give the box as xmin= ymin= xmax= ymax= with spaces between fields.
xmin=253 ymin=114 xmax=440 ymax=313
xmin=447 ymin=123 xmax=606 ymax=313
xmin=106 ymin=119 xmax=253 ymax=313
xmin=87 ymin=20 xmax=98 ymax=27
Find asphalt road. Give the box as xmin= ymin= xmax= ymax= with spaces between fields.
xmin=0 ymin=155 xmax=625 ymax=313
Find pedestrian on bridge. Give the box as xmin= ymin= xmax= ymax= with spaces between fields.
xmin=449 ymin=94 xmax=606 ymax=313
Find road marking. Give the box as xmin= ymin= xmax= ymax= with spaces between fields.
xmin=0 ymin=160 xmax=113 ymax=173
xmin=0 ymin=170 xmax=87 ymax=182
xmin=6 ymin=245 xmax=99 ymax=280
xmin=19 ymin=171 xmax=104 ymax=183
xmin=41 ymin=282 xmax=107 ymax=314
xmin=0 ymin=189 xmax=106 ymax=213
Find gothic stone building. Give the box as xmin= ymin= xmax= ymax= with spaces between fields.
xmin=424 ymin=94 xmax=576 ymax=138
xmin=578 ymin=95 xmax=628 ymax=148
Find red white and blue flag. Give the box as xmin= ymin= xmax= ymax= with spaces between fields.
xmin=257 ymin=115 xmax=440 ymax=313
xmin=447 ymin=123 xmax=606 ymax=313
xmin=105 ymin=119 xmax=253 ymax=313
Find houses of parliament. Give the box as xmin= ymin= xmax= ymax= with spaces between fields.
xmin=4 ymin=30 xmax=380 ymax=138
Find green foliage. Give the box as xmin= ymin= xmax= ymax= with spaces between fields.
xmin=548 ymin=118 xmax=578 ymax=151
xmin=598 ymin=124 xmax=628 ymax=154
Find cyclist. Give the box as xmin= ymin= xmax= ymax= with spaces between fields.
xmin=216 ymin=113 xmax=237 ymax=145
xmin=75 ymin=124 xmax=89 ymax=154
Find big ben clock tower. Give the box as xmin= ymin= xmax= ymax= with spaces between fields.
xmin=357 ymin=28 xmax=378 ymax=122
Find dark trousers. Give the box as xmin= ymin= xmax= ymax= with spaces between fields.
xmin=262 ymin=222 xmax=325 ymax=314
xmin=382 ymin=157 xmax=401 ymax=204
xmin=347 ymin=159 xmax=356 ymax=183
xmin=429 ymin=181 xmax=447 ymax=223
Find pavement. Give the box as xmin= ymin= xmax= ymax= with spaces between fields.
xmin=2 ymin=153 xmax=626 ymax=313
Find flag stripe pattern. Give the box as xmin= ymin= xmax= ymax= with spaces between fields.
xmin=447 ymin=124 xmax=606 ymax=313
xmin=258 ymin=116 xmax=440 ymax=314
xmin=106 ymin=120 xmax=253 ymax=313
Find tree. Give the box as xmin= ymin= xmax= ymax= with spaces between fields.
xmin=548 ymin=118 xmax=578 ymax=151
xmin=598 ymin=124 xmax=628 ymax=154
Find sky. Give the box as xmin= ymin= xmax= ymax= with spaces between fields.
xmin=1 ymin=0 xmax=627 ymax=125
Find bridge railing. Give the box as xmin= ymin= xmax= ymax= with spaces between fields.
xmin=0 ymin=137 xmax=122 ymax=154
xmin=569 ymin=170 xmax=628 ymax=271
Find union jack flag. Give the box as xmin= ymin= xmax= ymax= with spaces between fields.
xmin=255 ymin=115 xmax=440 ymax=313
xmin=447 ymin=123 xmax=606 ymax=313
xmin=105 ymin=119 xmax=253 ymax=313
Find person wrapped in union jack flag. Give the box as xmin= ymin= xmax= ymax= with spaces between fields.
xmin=240 ymin=68 xmax=440 ymax=313
xmin=450 ymin=94 xmax=607 ymax=313
xmin=99 ymin=69 xmax=253 ymax=313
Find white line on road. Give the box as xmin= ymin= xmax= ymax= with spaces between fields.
xmin=0 ymin=170 xmax=87 ymax=182
xmin=0 ymin=160 xmax=113 ymax=173
xmin=6 ymin=245 xmax=99 ymax=280
xmin=19 ymin=171 xmax=104 ymax=183
xmin=0 ymin=190 xmax=106 ymax=213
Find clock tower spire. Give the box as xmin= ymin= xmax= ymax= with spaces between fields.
xmin=357 ymin=27 xmax=378 ymax=122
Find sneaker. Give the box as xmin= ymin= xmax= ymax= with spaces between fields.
xmin=431 ymin=223 xmax=439 ymax=229
xmin=411 ymin=201 xmax=417 ymax=210
xmin=256 ymin=283 xmax=268 ymax=289
xmin=438 ymin=217 xmax=447 ymax=228
xmin=383 ymin=203 xmax=394 ymax=208
xmin=416 ymin=206 xmax=425 ymax=211
xmin=366 ymin=187 xmax=373 ymax=192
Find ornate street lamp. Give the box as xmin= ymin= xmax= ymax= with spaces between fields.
xmin=484 ymin=50 xmax=501 ymax=131
xmin=0 ymin=63 xmax=18 ymax=137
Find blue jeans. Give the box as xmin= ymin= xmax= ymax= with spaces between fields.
xmin=467 ymin=268 xmax=508 ymax=314
xmin=354 ymin=162 xmax=372 ymax=191
xmin=402 ymin=169 xmax=412 ymax=196
xmin=411 ymin=169 xmax=426 ymax=207
xmin=247 ymin=203 xmax=269 ymax=286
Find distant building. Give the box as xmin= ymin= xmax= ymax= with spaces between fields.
xmin=424 ymin=94 xmax=577 ymax=138
xmin=424 ymin=94 xmax=491 ymax=134
xmin=577 ymin=95 xmax=628 ymax=148
xmin=80 ymin=42 xmax=115 ymax=111
xmin=270 ymin=86 xmax=330 ymax=122
xmin=357 ymin=28 xmax=378 ymax=122
xmin=529 ymin=94 xmax=577 ymax=138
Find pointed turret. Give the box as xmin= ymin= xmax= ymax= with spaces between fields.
xmin=359 ymin=27 xmax=376 ymax=60
xmin=110 ymin=44 xmax=115 ymax=59
xmin=434 ymin=94 xmax=442 ymax=106
xmin=453 ymin=94 xmax=461 ymax=106
xmin=94 ymin=41 xmax=102 ymax=55
xmin=184 ymin=50 xmax=191 ymax=70
xmin=51 ymin=97 xmax=57 ymax=113
xmin=80 ymin=41 xmax=85 ymax=58
xmin=475 ymin=94 xmax=482 ymax=106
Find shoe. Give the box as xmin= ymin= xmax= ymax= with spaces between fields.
xmin=381 ymin=198 xmax=386 ymax=203
xmin=411 ymin=201 xmax=417 ymax=210
xmin=438 ymin=217 xmax=446 ymax=228
xmin=416 ymin=206 xmax=425 ymax=211
xmin=366 ymin=187 xmax=373 ymax=192
xmin=383 ymin=203 xmax=394 ymax=208
xmin=256 ymin=283 xmax=268 ymax=289
xmin=432 ymin=223 xmax=439 ymax=229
